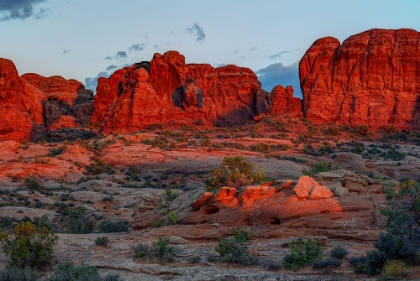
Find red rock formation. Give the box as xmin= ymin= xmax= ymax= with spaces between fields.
xmin=300 ymin=28 xmax=420 ymax=130
xmin=0 ymin=59 xmax=46 ymax=141
xmin=92 ymin=51 xmax=271 ymax=132
xmin=268 ymin=85 xmax=302 ymax=117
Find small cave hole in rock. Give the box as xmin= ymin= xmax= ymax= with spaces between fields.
xmin=270 ymin=217 xmax=281 ymax=225
xmin=204 ymin=205 xmax=219 ymax=215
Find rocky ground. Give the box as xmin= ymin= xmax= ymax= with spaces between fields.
xmin=1 ymin=117 xmax=420 ymax=280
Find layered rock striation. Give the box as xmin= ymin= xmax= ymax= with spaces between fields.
xmin=300 ymin=28 xmax=420 ymax=130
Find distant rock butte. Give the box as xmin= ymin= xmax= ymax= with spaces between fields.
xmin=91 ymin=51 xmax=273 ymax=132
xmin=300 ymin=28 xmax=420 ymax=130
xmin=0 ymin=59 xmax=94 ymax=141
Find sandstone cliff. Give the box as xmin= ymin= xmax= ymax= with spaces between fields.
xmin=91 ymin=51 xmax=272 ymax=132
xmin=0 ymin=58 xmax=94 ymax=141
xmin=300 ymin=28 xmax=420 ymax=130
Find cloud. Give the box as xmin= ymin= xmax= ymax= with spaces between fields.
xmin=0 ymin=0 xmax=48 ymax=21
xmin=128 ymin=43 xmax=146 ymax=52
xmin=116 ymin=51 xmax=127 ymax=60
xmin=269 ymin=50 xmax=292 ymax=60
xmin=185 ymin=22 xmax=206 ymax=42
xmin=230 ymin=50 xmax=239 ymax=56
xmin=106 ymin=65 xmax=117 ymax=71
xmin=62 ymin=50 xmax=70 ymax=54
xmin=85 ymin=71 xmax=109 ymax=92
xmin=249 ymin=46 xmax=257 ymax=52
xmin=256 ymin=61 xmax=301 ymax=97
xmin=104 ymin=56 xmax=113 ymax=60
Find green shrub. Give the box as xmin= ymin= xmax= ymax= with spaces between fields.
xmin=47 ymin=146 xmax=67 ymax=157
xmin=0 ymin=221 xmax=58 ymax=269
xmin=187 ymin=255 xmax=201 ymax=264
xmin=49 ymin=261 xmax=120 ymax=281
xmin=168 ymin=211 xmax=177 ymax=225
xmin=283 ymin=238 xmax=323 ymax=270
xmin=215 ymin=228 xmax=257 ymax=265
xmin=312 ymin=257 xmax=342 ymax=269
xmin=24 ymin=178 xmax=40 ymax=190
xmin=67 ymin=207 xmax=93 ymax=234
xmin=95 ymin=236 xmax=109 ymax=246
xmin=267 ymin=261 xmax=282 ymax=271
xmin=205 ymin=156 xmax=267 ymax=190
xmin=330 ymin=245 xmax=349 ymax=259
xmin=164 ymin=190 xmax=178 ymax=202
xmin=151 ymin=236 xmax=174 ymax=261
xmin=0 ymin=267 xmax=38 ymax=281
xmin=98 ymin=220 xmax=129 ymax=233
xmin=382 ymin=260 xmax=407 ymax=279
xmin=134 ymin=243 xmax=149 ymax=258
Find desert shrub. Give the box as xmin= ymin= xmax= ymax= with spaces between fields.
xmin=134 ymin=243 xmax=150 ymax=258
xmin=283 ymin=238 xmax=323 ymax=270
xmin=49 ymin=261 xmax=120 ymax=281
xmin=21 ymin=215 xmax=57 ymax=233
xmin=67 ymin=207 xmax=93 ymax=234
xmin=266 ymin=261 xmax=282 ymax=271
xmin=382 ymin=260 xmax=407 ymax=279
xmin=206 ymin=255 xmax=221 ymax=262
xmin=194 ymin=118 xmax=205 ymax=126
xmin=0 ymin=267 xmax=38 ymax=281
xmin=330 ymin=245 xmax=349 ymax=259
xmin=349 ymin=233 xmax=418 ymax=275
xmin=151 ymin=236 xmax=174 ymax=261
xmin=313 ymin=161 xmax=329 ymax=174
xmin=86 ymin=159 xmax=115 ymax=175
xmin=187 ymin=255 xmax=201 ymax=264
xmin=0 ymin=217 xmax=15 ymax=229
xmin=47 ymin=146 xmax=67 ymax=157
xmin=168 ymin=211 xmax=177 ymax=225
xmin=0 ymin=221 xmax=58 ymax=269
xmin=151 ymin=219 xmax=163 ymax=228
xmin=205 ymin=156 xmax=267 ymax=190
xmin=164 ymin=190 xmax=178 ymax=201
xmin=24 ymin=178 xmax=40 ymax=190
xmin=348 ymin=180 xmax=420 ymax=274
xmin=95 ymin=236 xmax=109 ymax=246
xmin=215 ymin=228 xmax=257 ymax=265
xmin=98 ymin=220 xmax=129 ymax=233
xmin=312 ymin=257 xmax=342 ymax=269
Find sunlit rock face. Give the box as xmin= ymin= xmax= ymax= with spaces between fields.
xmin=300 ymin=28 xmax=420 ymax=130
xmin=0 ymin=59 xmax=93 ymax=141
xmin=132 ymin=175 xmax=387 ymax=241
xmin=91 ymin=51 xmax=272 ymax=133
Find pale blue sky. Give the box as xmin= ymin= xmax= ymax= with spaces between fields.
xmin=0 ymin=0 xmax=419 ymax=96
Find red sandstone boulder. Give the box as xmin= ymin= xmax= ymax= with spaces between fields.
xmin=268 ymin=85 xmax=302 ymax=117
xmin=293 ymin=176 xmax=333 ymax=200
xmin=300 ymin=28 xmax=420 ymax=130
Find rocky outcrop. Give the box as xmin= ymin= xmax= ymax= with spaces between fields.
xmin=300 ymin=28 xmax=420 ymax=130
xmin=268 ymin=85 xmax=302 ymax=117
xmin=0 ymin=59 xmax=46 ymax=141
xmin=0 ymin=58 xmax=94 ymax=141
xmin=22 ymin=73 xmax=94 ymax=129
xmin=91 ymin=51 xmax=271 ymax=132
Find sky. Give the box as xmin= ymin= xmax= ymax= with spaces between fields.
xmin=0 ymin=0 xmax=419 ymax=97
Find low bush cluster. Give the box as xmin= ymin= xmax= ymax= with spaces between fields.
xmin=283 ymin=238 xmax=323 ymax=270
xmin=99 ymin=220 xmax=130 ymax=233
xmin=215 ymin=228 xmax=258 ymax=265
xmin=134 ymin=236 xmax=174 ymax=262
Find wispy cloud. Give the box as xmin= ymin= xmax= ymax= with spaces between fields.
xmin=106 ymin=65 xmax=117 ymax=71
xmin=185 ymin=22 xmax=206 ymax=42
xmin=230 ymin=50 xmax=239 ymax=55
xmin=104 ymin=56 xmax=113 ymax=60
xmin=62 ymin=49 xmax=70 ymax=54
xmin=249 ymin=46 xmax=257 ymax=52
xmin=116 ymin=51 xmax=127 ymax=60
xmin=269 ymin=50 xmax=292 ymax=60
xmin=128 ymin=43 xmax=146 ymax=52
xmin=0 ymin=0 xmax=49 ymax=22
